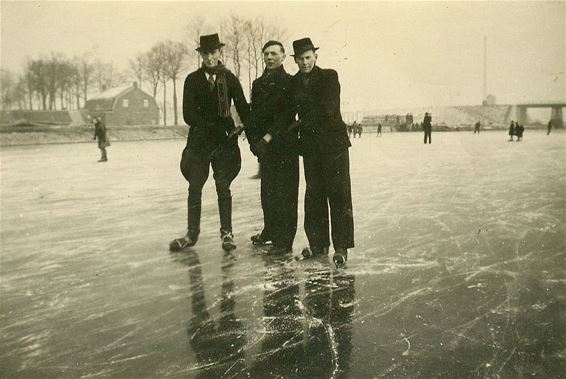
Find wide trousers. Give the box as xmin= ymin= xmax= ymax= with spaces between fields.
xmin=260 ymin=152 xmax=299 ymax=248
xmin=303 ymin=149 xmax=354 ymax=249
xmin=180 ymin=144 xmax=241 ymax=237
xmin=424 ymin=129 xmax=432 ymax=144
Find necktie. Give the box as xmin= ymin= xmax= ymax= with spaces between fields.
xmin=207 ymin=74 xmax=215 ymax=91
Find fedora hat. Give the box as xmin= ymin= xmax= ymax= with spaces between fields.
xmin=291 ymin=37 xmax=319 ymax=56
xmin=196 ymin=33 xmax=225 ymax=53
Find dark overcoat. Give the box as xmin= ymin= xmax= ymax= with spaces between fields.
xmin=247 ymin=65 xmax=296 ymax=153
xmin=182 ymin=67 xmax=250 ymax=155
xmin=291 ymin=66 xmax=350 ymax=155
xmin=94 ymin=121 xmax=109 ymax=148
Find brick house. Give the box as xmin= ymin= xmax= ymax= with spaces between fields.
xmin=84 ymin=82 xmax=159 ymax=126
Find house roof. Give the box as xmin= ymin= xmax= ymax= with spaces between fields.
xmin=88 ymin=86 xmax=132 ymax=101
xmin=85 ymin=84 xmax=154 ymax=111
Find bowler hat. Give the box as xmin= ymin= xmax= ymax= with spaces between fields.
xmin=291 ymin=37 xmax=319 ymax=56
xmin=196 ymin=33 xmax=225 ymax=53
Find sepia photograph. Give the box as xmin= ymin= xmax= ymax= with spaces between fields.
xmin=1 ymin=1 xmax=565 ymax=377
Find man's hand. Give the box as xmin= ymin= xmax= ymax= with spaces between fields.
xmin=250 ymin=138 xmax=270 ymax=159
xmin=227 ymin=125 xmax=245 ymax=139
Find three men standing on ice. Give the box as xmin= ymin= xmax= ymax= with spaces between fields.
xmin=170 ymin=34 xmax=355 ymax=267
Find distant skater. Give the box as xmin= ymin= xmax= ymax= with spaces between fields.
xmin=93 ymin=117 xmax=109 ymax=162
xmin=547 ymin=120 xmax=552 ymax=135
xmin=474 ymin=121 xmax=481 ymax=134
xmin=357 ymin=124 xmax=363 ymax=138
xmin=377 ymin=123 xmax=382 ymax=137
xmin=352 ymin=121 xmax=358 ymax=138
xmin=515 ymin=123 xmax=524 ymax=141
xmin=508 ymin=121 xmax=515 ymax=141
xmin=422 ymin=112 xmax=432 ymax=144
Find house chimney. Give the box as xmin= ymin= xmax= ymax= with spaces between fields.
xmin=133 ymin=81 xmax=138 ymax=88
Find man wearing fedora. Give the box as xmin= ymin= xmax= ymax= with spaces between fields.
xmin=169 ymin=33 xmax=250 ymax=253
xmin=290 ymin=37 xmax=354 ymax=267
xmin=246 ymin=40 xmax=299 ymax=255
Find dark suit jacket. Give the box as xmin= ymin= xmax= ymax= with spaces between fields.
xmin=182 ymin=67 xmax=250 ymax=154
xmin=247 ymin=65 xmax=297 ymax=153
xmin=292 ymin=66 xmax=350 ymax=156
xmin=423 ymin=115 xmax=432 ymax=130
xmin=93 ymin=121 xmax=109 ymax=148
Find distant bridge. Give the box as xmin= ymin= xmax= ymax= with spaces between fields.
xmin=515 ymin=102 xmax=565 ymax=127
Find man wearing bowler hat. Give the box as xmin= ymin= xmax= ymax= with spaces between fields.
xmin=291 ymin=37 xmax=354 ymax=267
xmin=247 ymin=40 xmax=299 ymax=255
xmin=169 ymin=33 xmax=250 ymax=253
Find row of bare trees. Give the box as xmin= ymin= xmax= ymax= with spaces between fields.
xmin=2 ymin=15 xmax=286 ymax=126
xmin=0 ymin=52 xmax=124 ymax=112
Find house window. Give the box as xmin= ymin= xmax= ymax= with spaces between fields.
xmin=123 ymin=99 xmax=129 ymax=107
xmin=144 ymin=99 xmax=149 ymax=108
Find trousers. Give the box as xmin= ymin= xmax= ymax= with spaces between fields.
xmin=180 ymin=144 xmax=241 ymax=237
xmin=424 ymin=129 xmax=432 ymax=144
xmin=303 ymin=149 xmax=354 ymax=249
xmin=260 ymin=152 xmax=299 ymax=248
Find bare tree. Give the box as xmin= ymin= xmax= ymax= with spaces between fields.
xmin=0 ymin=69 xmax=16 ymax=110
xmin=57 ymin=59 xmax=75 ymax=109
xmin=223 ymin=15 xmax=246 ymax=80
xmin=161 ymin=40 xmax=190 ymax=125
xmin=76 ymin=52 xmax=94 ymax=105
xmin=267 ymin=24 xmax=287 ymax=44
xmin=14 ymin=76 xmax=30 ymax=110
xmin=142 ymin=48 xmax=161 ymax=100
xmin=243 ymin=18 xmax=266 ymax=94
xmin=128 ymin=53 xmax=145 ymax=89
xmin=147 ymin=43 xmax=169 ymax=125
xmin=45 ymin=53 xmax=63 ymax=109
xmin=185 ymin=16 xmax=209 ymax=69
xmin=93 ymin=60 xmax=124 ymax=92
xmin=27 ymin=59 xmax=48 ymax=110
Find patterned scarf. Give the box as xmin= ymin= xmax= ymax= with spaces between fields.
xmin=203 ymin=62 xmax=231 ymax=118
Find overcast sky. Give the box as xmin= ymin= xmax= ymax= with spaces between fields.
xmin=1 ymin=1 xmax=564 ymax=111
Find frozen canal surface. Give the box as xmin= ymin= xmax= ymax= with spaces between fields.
xmin=1 ymin=131 xmax=565 ymax=378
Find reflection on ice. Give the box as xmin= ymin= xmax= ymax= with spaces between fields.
xmin=1 ymin=133 xmax=565 ymax=377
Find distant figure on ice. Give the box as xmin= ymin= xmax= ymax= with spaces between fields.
xmin=291 ymin=37 xmax=354 ymax=267
xmin=246 ymin=40 xmax=298 ymax=255
xmin=422 ymin=112 xmax=432 ymax=144
xmin=169 ymin=33 xmax=250 ymax=253
xmin=92 ymin=117 xmax=109 ymax=162
xmin=547 ymin=119 xmax=553 ymax=135
xmin=377 ymin=123 xmax=382 ymax=137
xmin=352 ymin=121 xmax=358 ymax=138
xmin=515 ymin=123 xmax=524 ymax=141
xmin=474 ymin=121 xmax=481 ymax=134
xmin=508 ymin=121 xmax=515 ymax=141
xmin=356 ymin=123 xmax=363 ymax=138
xmin=347 ymin=123 xmax=353 ymax=138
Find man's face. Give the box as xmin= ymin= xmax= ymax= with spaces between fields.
xmin=200 ymin=49 xmax=221 ymax=67
xmin=294 ymin=50 xmax=317 ymax=73
xmin=263 ymin=45 xmax=285 ymax=70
